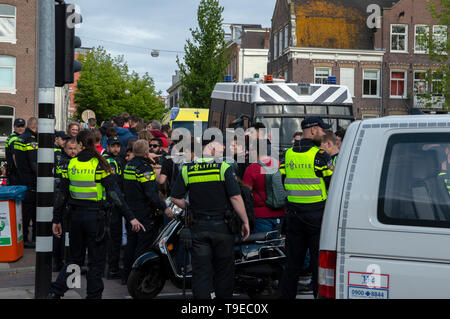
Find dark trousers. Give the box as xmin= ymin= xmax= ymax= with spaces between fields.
xmin=191 ymin=219 xmax=234 ymax=299
xmin=51 ymin=207 xmax=107 ymax=299
xmin=281 ymin=207 xmax=323 ymax=299
xmin=23 ymin=190 xmax=36 ymax=243
xmin=107 ymin=208 xmax=123 ymax=271
xmin=122 ymin=214 xmax=162 ymax=281
xmin=53 ymin=219 xmax=66 ymax=264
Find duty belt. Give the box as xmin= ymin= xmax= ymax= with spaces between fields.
xmin=194 ymin=211 xmax=226 ymax=221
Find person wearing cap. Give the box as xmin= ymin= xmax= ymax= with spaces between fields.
xmin=54 ymin=131 xmax=70 ymax=168
xmin=280 ymin=116 xmax=334 ymax=300
xmin=170 ymin=137 xmax=250 ymax=299
xmin=103 ymin=135 xmax=126 ymax=280
xmin=14 ymin=117 xmax=39 ymax=248
xmin=5 ymin=118 xmax=26 ymax=186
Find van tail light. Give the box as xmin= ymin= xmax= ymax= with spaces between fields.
xmin=318 ymin=250 xmax=337 ymax=299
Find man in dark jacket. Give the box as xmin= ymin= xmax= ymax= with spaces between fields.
xmin=14 ymin=117 xmax=38 ymax=248
xmin=121 ymin=139 xmax=172 ymax=284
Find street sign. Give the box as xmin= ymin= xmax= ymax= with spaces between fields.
xmin=81 ymin=109 xmax=95 ymax=122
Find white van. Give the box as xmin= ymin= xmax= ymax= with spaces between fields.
xmin=318 ymin=115 xmax=450 ymax=299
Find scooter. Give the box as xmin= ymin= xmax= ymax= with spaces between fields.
xmin=127 ymin=199 xmax=286 ymax=299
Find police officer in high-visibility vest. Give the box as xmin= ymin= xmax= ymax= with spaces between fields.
xmin=48 ymin=130 xmax=145 ymax=299
xmin=121 ymin=139 xmax=171 ymax=284
xmin=171 ymin=137 xmax=250 ymax=299
xmin=103 ymin=136 xmax=126 ymax=280
xmin=53 ymin=138 xmax=79 ymax=272
xmin=280 ymin=116 xmax=334 ymax=299
xmin=13 ymin=117 xmax=38 ymax=248
xmin=5 ymin=118 xmax=26 ymax=186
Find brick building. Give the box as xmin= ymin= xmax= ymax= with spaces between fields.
xmin=268 ymin=0 xmax=448 ymax=119
xmin=0 ymin=1 xmax=38 ymax=138
xmin=225 ymin=24 xmax=271 ymax=82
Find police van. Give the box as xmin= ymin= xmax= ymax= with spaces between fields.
xmin=318 ymin=115 xmax=450 ymax=299
xmin=209 ymin=78 xmax=355 ymax=151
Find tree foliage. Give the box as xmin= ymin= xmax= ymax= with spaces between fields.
xmin=415 ymin=0 xmax=449 ymax=110
xmin=74 ymin=46 xmax=165 ymax=122
xmin=177 ymin=0 xmax=229 ymax=109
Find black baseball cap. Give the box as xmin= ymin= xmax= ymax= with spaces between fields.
xmin=108 ymin=136 xmax=121 ymax=146
xmin=55 ymin=131 xmax=70 ymax=139
xmin=301 ymin=116 xmax=332 ymax=130
xmin=14 ymin=118 xmax=26 ymax=127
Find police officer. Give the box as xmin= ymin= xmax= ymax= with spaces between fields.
xmin=13 ymin=117 xmax=38 ymax=248
xmin=280 ymin=116 xmax=334 ymax=299
xmin=48 ymin=130 xmax=145 ymax=299
xmin=54 ymin=131 xmax=70 ymax=167
xmin=170 ymin=137 xmax=250 ymax=299
xmin=53 ymin=138 xmax=79 ymax=272
xmin=5 ymin=118 xmax=26 ymax=186
xmin=103 ymin=136 xmax=126 ymax=279
xmin=121 ymin=139 xmax=172 ymax=285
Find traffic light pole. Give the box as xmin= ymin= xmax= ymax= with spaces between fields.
xmin=35 ymin=0 xmax=55 ymax=299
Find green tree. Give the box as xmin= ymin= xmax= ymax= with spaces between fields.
xmin=415 ymin=0 xmax=449 ymax=109
xmin=177 ymin=0 xmax=229 ymax=109
xmin=74 ymin=46 xmax=165 ymax=122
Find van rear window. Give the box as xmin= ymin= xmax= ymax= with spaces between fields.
xmin=378 ymin=133 xmax=450 ymax=228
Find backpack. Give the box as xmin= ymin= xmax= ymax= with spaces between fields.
xmin=256 ymin=160 xmax=287 ymax=209
xmin=239 ymin=184 xmax=255 ymax=231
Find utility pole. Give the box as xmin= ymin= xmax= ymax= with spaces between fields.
xmin=35 ymin=0 xmax=56 ymax=299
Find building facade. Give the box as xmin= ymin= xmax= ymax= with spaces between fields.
xmin=268 ymin=0 xmax=448 ymax=120
xmin=0 ymin=0 xmax=38 ymax=138
xmin=375 ymin=0 xmax=448 ymax=116
xmin=225 ymin=24 xmax=271 ymax=82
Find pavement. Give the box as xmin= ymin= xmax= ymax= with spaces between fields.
xmin=0 ymin=248 xmax=313 ymax=300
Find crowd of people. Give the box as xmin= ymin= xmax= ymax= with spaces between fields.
xmin=4 ymin=112 xmax=346 ymax=299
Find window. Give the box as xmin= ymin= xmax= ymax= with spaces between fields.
xmin=431 ymin=71 xmax=444 ymax=96
xmin=274 ymin=33 xmax=278 ymax=60
xmin=278 ymin=31 xmax=283 ymax=57
xmin=284 ymin=25 xmax=289 ymax=49
xmin=414 ymin=71 xmax=428 ymax=95
xmin=433 ymin=25 xmax=448 ymax=53
xmin=0 ymin=5 xmax=16 ymax=43
xmin=340 ymin=68 xmax=355 ymax=97
xmin=414 ymin=25 xmax=429 ymax=53
xmin=390 ymin=70 xmax=406 ymax=98
xmin=0 ymin=106 xmax=14 ymax=137
xmin=314 ymin=67 xmax=331 ymax=84
xmin=378 ymin=133 xmax=450 ymax=228
xmin=391 ymin=24 xmax=408 ymax=52
xmin=363 ymin=70 xmax=380 ymax=97
xmin=0 ymin=56 xmax=15 ymax=93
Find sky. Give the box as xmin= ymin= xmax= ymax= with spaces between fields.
xmin=72 ymin=0 xmax=275 ymax=95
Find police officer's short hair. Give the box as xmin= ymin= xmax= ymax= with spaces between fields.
xmin=133 ymin=139 xmax=149 ymax=157
xmin=64 ymin=138 xmax=78 ymax=147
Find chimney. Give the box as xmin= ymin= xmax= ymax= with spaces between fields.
xmin=264 ymin=28 xmax=271 ymax=49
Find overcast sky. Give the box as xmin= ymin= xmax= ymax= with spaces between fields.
xmin=71 ymin=0 xmax=275 ymax=95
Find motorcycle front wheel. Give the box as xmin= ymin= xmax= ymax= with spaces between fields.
xmin=127 ymin=267 xmax=166 ymax=299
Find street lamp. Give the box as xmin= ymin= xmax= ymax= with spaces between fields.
xmin=151 ymin=50 xmax=160 ymax=58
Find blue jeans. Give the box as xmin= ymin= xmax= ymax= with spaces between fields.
xmin=253 ymin=217 xmax=285 ymax=234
